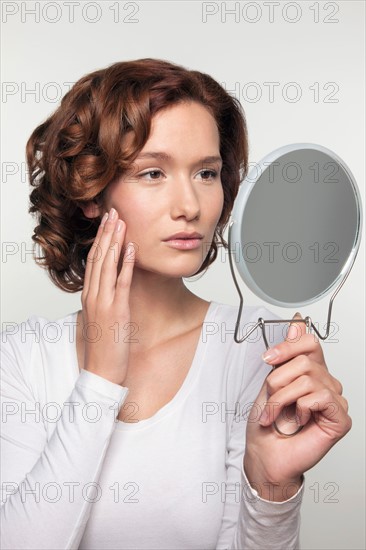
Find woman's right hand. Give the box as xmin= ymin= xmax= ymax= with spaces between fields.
xmin=81 ymin=207 xmax=136 ymax=386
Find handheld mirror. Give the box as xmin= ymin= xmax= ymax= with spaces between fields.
xmin=228 ymin=143 xmax=362 ymax=436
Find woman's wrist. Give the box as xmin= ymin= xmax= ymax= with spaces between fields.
xmin=243 ymin=452 xmax=303 ymax=502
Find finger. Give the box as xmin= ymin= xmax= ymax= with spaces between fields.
xmin=262 ymin=317 xmax=324 ymax=367
xmin=295 ymin=391 xmax=351 ymax=435
xmin=262 ymin=334 xmax=325 ymax=366
xmin=287 ymin=312 xmax=306 ymax=342
xmin=98 ymin=219 xmax=127 ymax=301
xmin=265 ymin=355 xmax=342 ymax=396
xmin=82 ymin=212 xmax=108 ymax=298
xmin=115 ymin=241 xmax=136 ymax=301
xmin=261 ymin=375 xmax=327 ymax=425
xmin=262 ymin=311 xmax=305 ymax=363
xmin=88 ymin=209 xmax=120 ymax=297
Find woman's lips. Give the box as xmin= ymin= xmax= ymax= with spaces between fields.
xmin=162 ymin=231 xmax=204 ymax=250
xmin=163 ymin=238 xmax=202 ymax=250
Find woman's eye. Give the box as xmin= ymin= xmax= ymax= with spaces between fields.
xmin=199 ymin=170 xmax=218 ymax=181
xmin=138 ymin=170 xmax=163 ymax=180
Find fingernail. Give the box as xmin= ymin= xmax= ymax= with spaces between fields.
xmin=126 ymin=242 xmax=135 ymax=255
xmin=115 ymin=220 xmax=123 ymax=232
xmin=109 ymin=207 xmax=117 ymax=220
xmin=287 ymin=322 xmax=301 ymax=342
xmin=262 ymin=348 xmax=280 ymax=363
xmin=101 ymin=212 xmax=109 ymax=226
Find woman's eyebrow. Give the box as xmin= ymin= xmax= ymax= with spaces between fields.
xmin=135 ymin=151 xmax=223 ymax=164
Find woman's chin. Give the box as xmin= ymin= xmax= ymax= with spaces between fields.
xmin=128 ymin=259 xmax=205 ymax=280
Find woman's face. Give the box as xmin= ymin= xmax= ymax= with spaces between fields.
xmin=103 ymin=101 xmax=224 ymax=278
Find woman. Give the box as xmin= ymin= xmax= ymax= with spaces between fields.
xmin=0 ymin=58 xmax=351 ymax=549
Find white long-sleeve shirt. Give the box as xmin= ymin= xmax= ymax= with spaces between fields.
xmin=0 ymin=301 xmax=304 ymax=549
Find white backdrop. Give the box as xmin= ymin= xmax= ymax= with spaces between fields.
xmin=1 ymin=1 xmax=365 ymax=548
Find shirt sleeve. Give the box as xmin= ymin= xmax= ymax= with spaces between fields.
xmin=231 ymin=464 xmax=303 ymax=549
xmin=0 ymin=322 xmax=129 ymax=550
xmin=215 ymin=307 xmax=304 ymax=550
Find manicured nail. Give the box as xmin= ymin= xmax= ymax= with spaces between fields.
xmin=101 ymin=212 xmax=109 ymax=226
xmin=126 ymin=242 xmax=135 ymax=255
xmin=109 ymin=207 xmax=117 ymax=220
xmin=115 ymin=220 xmax=123 ymax=232
xmin=262 ymin=348 xmax=280 ymax=363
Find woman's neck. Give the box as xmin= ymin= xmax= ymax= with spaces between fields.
xmin=127 ymin=270 xmax=208 ymax=349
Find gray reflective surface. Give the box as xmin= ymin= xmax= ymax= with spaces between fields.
xmin=236 ymin=148 xmax=360 ymax=305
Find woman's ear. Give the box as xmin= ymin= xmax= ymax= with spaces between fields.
xmin=79 ymin=199 xmax=104 ymax=220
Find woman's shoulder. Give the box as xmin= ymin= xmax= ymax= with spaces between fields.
xmin=1 ymin=309 xmax=79 ymax=383
xmin=1 ymin=309 xmax=79 ymax=349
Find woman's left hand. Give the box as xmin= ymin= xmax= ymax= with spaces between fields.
xmin=244 ymin=313 xmax=352 ymax=501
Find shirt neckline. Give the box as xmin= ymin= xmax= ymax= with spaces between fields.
xmin=69 ymin=301 xmax=220 ymax=431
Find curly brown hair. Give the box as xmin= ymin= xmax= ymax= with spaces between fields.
xmin=27 ymin=58 xmax=249 ymax=292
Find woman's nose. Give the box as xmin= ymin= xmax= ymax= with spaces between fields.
xmin=170 ymin=177 xmax=201 ymax=221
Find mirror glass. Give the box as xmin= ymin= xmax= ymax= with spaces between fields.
xmin=230 ymin=144 xmax=362 ymax=307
